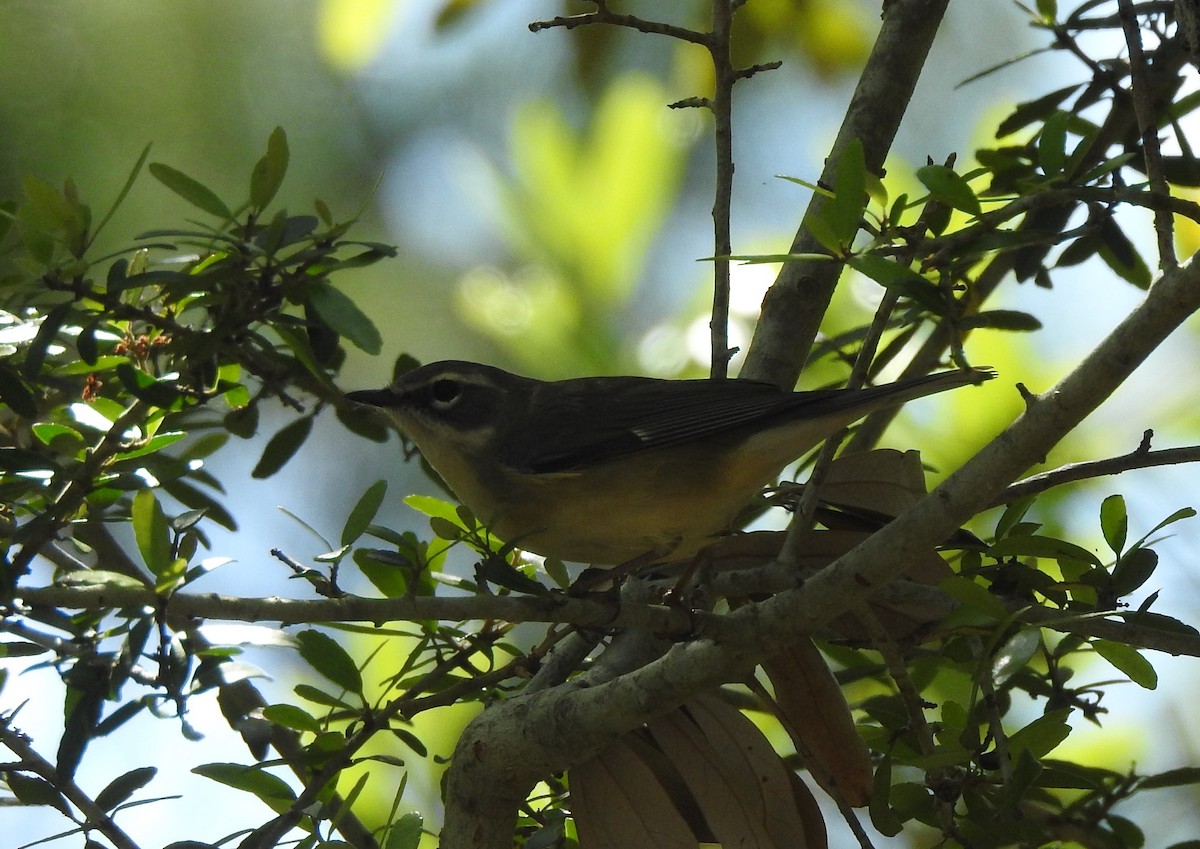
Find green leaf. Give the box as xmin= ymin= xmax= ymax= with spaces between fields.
xmin=1099 ymin=494 xmax=1127 ymax=555
xmin=992 ymin=629 xmax=1042 ymax=687
xmin=6 ymin=772 xmax=72 ymax=815
xmin=342 ymin=480 xmax=388 ymax=546
xmin=1092 ymin=639 xmax=1157 ymax=689
xmin=149 ymin=162 xmax=233 ymax=219
xmin=113 ymin=431 xmax=187 ymax=461
xmin=95 ymin=766 xmax=157 ymax=813
xmin=916 ymin=163 xmax=981 ymax=216
xmin=385 ymin=812 xmax=425 ymax=849
xmin=306 ymin=280 xmax=383 ymax=355
xmin=22 ymin=175 xmax=87 ymax=243
xmin=0 ymin=364 xmax=38 ymax=418
xmin=996 ymin=84 xmax=1078 ymax=138
xmin=116 ymin=362 xmax=181 ymax=408
xmin=22 ymin=302 xmax=71 ymax=380
xmin=58 ymin=569 xmax=148 ymax=589
xmin=1111 ymin=547 xmax=1158 ymax=597
xmin=868 ymin=756 xmax=904 ymax=836
xmin=847 ymin=254 xmax=944 ymax=313
xmin=250 ymin=126 xmax=290 ymax=211
xmin=476 ymin=556 xmax=549 ymax=596
xmin=1038 ymin=110 xmax=1070 ymax=176
xmin=293 ymin=683 xmax=356 ymax=710
xmin=251 ymin=416 xmax=313 ymax=479
xmin=1143 ymin=506 xmax=1197 ymax=540
xmin=987 ymin=534 xmax=1102 ymax=566
xmin=261 ymin=703 xmax=322 ymax=733
xmin=192 ymin=763 xmax=296 ymax=813
xmin=91 ymin=143 xmax=152 ymax=246
xmin=1140 ymin=766 xmax=1200 ymax=790
xmin=825 ymin=137 xmax=868 ymax=246
xmin=155 ymin=557 xmax=189 ymax=594
xmin=1097 ymin=218 xmax=1151 ymax=289
xmin=1120 ymin=610 xmax=1200 ymax=636
xmin=958 ymin=310 xmax=1042 ymax=332
xmin=133 ymin=489 xmax=172 ymax=577
xmin=939 ymin=575 xmax=1007 ymax=620
xmin=995 ymin=495 xmax=1036 ymax=540
xmin=77 ymin=320 xmax=100 ymax=364
xmin=0 ymin=641 xmax=47 ymax=658
xmin=295 ymin=629 xmax=364 ymax=696
xmin=405 ymin=494 xmax=469 ymax=528
xmin=1007 ymin=709 xmax=1071 ymax=758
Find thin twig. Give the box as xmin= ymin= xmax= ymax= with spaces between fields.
xmin=859 ymin=606 xmax=957 ymax=835
xmin=708 ymin=0 xmax=736 ymax=377
xmin=776 ymin=290 xmax=901 ymax=569
xmin=1116 ymin=0 xmax=1177 ymax=272
xmin=0 ymin=720 xmax=142 ymax=849
xmin=529 ymin=5 xmax=710 ymax=46
xmin=991 ymin=435 xmax=1200 ymax=506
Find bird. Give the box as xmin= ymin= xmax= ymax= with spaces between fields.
xmin=345 ymin=360 xmax=994 ymax=565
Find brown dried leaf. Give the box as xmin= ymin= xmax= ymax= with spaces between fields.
xmin=763 ymin=639 xmax=874 ymax=807
xmin=571 ymin=738 xmax=697 ymax=849
xmin=648 ymin=695 xmax=824 ymax=849
xmin=817 ymin=448 xmax=927 ymax=516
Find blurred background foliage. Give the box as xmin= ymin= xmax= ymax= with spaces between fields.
xmin=4 ymin=0 xmax=1200 ymax=846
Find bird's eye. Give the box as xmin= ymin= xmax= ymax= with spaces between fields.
xmin=429 ymin=378 xmax=461 ymax=406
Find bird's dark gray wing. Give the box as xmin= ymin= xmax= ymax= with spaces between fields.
xmin=507 ymin=376 xmax=815 ymax=473
xmin=505 ymin=368 xmax=991 ymax=474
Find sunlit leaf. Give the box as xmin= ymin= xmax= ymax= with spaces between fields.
xmin=992 ymin=629 xmax=1042 ymax=687
xmin=385 ymin=812 xmax=424 ymax=849
xmin=133 ymin=488 xmax=172 ymax=577
xmin=192 ymin=763 xmax=296 ymax=813
xmin=261 ymin=703 xmax=322 ymax=734
xmin=916 ymin=163 xmax=981 ymax=216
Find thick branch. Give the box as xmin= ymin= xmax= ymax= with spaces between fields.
xmin=740 ymin=0 xmax=951 ymax=387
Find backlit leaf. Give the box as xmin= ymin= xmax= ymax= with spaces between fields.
xmin=149 ymin=163 xmax=233 ymax=219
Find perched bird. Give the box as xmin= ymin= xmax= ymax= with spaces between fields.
xmin=346 ymin=361 xmax=994 ymax=565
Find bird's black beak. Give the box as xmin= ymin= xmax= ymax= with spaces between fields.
xmin=344 ymin=388 xmax=396 ymax=408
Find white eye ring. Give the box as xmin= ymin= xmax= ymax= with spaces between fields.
xmin=430 ymin=378 xmax=461 ymax=407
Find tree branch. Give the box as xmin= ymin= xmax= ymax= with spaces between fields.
xmin=1117 ymin=0 xmax=1177 ymax=272
xmin=992 ymin=435 xmax=1200 ymax=506
xmin=13 ymin=583 xmax=697 ymax=636
xmin=528 ymin=4 xmax=711 ymax=46
xmin=740 ymin=0 xmax=951 ymax=387
xmin=440 ymin=247 xmax=1200 ymax=847
xmin=0 ymin=720 xmax=142 ymax=849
